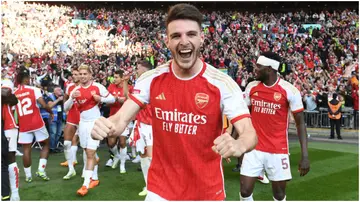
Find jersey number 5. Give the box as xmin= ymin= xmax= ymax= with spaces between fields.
xmin=17 ymin=98 xmax=33 ymax=116
xmin=281 ymin=158 xmax=289 ymax=169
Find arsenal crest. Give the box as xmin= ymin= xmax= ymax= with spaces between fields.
xmin=195 ymin=93 xmax=209 ymax=109
xmin=274 ymin=92 xmax=282 ymax=101
xmin=91 ymin=91 xmax=96 ymax=95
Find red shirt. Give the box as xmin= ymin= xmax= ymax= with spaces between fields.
xmin=14 ymin=85 xmax=45 ymax=132
xmin=1 ymin=79 xmax=17 ymax=130
xmin=129 ymin=61 xmax=250 ymax=200
xmin=245 ymin=78 xmax=304 ymax=154
xmin=73 ymin=82 xmax=111 ymax=121
xmin=136 ymin=104 xmax=152 ymax=125
xmin=108 ymin=83 xmax=134 ymax=116
xmin=65 ymin=83 xmax=80 ymax=125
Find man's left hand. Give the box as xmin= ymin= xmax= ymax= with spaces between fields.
xmin=298 ymin=157 xmax=310 ymax=177
xmin=93 ymin=94 xmax=101 ymax=103
xmin=212 ymin=132 xmax=245 ymax=158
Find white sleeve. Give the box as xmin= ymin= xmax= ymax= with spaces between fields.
xmin=129 ymin=69 xmax=156 ymax=106
xmin=65 ymin=85 xmax=71 ymax=95
xmin=97 ymin=83 xmax=110 ymax=97
xmin=34 ymin=87 xmax=42 ymax=100
xmin=284 ymin=82 xmax=304 ymax=113
xmin=221 ymin=77 xmax=251 ymax=124
xmin=64 ymin=98 xmax=74 ymax=112
xmin=1 ymin=79 xmax=14 ymax=93
xmin=243 ymin=81 xmax=260 ymax=107
xmin=96 ymin=83 xmax=115 ymax=104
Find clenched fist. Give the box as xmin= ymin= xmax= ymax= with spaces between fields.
xmin=72 ymin=90 xmax=81 ymax=99
xmin=212 ymin=132 xmax=246 ymax=158
xmin=93 ymin=94 xmax=101 ymax=103
xmin=91 ymin=117 xmax=116 ymax=140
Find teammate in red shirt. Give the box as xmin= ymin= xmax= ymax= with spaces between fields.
xmin=64 ymin=65 xmax=115 ymax=196
xmin=1 ymin=77 xmax=20 ymax=201
xmin=91 ymin=4 xmax=257 ymax=200
xmin=132 ymin=60 xmax=154 ymax=196
xmin=240 ymin=52 xmax=310 ymax=201
xmin=106 ymin=70 xmax=133 ymax=173
xmin=14 ymin=68 xmax=53 ymax=183
xmin=61 ymin=68 xmax=80 ymax=180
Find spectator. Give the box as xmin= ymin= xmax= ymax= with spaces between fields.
xmin=47 ymin=86 xmax=65 ymax=153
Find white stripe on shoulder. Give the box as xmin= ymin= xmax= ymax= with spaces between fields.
xmin=247 ymin=80 xmax=261 ymax=89
xmin=278 ymin=79 xmax=299 ymax=95
xmin=203 ymin=64 xmax=239 ymax=93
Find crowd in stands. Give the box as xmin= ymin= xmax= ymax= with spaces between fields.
xmin=1 ymin=1 xmax=359 ymax=125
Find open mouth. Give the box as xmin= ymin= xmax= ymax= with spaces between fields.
xmin=178 ymin=49 xmax=193 ymax=59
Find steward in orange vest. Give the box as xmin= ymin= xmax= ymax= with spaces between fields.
xmin=328 ymin=94 xmax=342 ymax=139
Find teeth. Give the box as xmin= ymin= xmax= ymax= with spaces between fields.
xmin=179 ymin=50 xmax=191 ymax=53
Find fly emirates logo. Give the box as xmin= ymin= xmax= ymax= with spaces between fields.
xmin=251 ymin=99 xmax=281 ymax=115
xmin=154 ymin=107 xmax=207 ymax=135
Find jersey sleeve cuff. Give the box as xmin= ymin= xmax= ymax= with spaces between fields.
xmin=129 ymin=94 xmax=145 ymax=108
xmin=292 ymin=108 xmax=304 ymax=114
xmin=230 ymin=114 xmax=251 ymax=124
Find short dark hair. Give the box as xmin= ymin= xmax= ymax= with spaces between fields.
xmin=137 ymin=60 xmax=153 ymax=70
xmin=166 ymin=4 xmax=203 ymax=29
xmin=114 ymin=70 xmax=124 ymax=77
xmin=16 ymin=67 xmax=30 ymax=84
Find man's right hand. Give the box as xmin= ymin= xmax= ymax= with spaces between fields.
xmin=72 ymin=90 xmax=80 ymax=99
xmin=91 ymin=117 xmax=116 ymax=140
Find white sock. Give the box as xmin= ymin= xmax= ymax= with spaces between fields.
xmin=140 ymin=157 xmax=151 ymax=187
xmin=64 ymin=141 xmax=74 ymax=172
xmin=83 ymin=170 xmax=93 ymax=188
xmin=110 ymin=145 xmax=119 ymax=157
xmin=131 ymin=146 xmax=136 ymax=157
xmin=38 ymin=159 xmax=47 ymax=172
xmin=92 ymin=165 xmax=98 ymax=180
xmin=120 ymin=147 xmax=127 ymax=169
xmin=273 ymin=195 xmax=286 ymax=201
xmin=71 ymin=145 xmax=78 ymax=162
xmin=24 ymin=166 xmax=31 ymax=178
xmin=82 ymin=150 xmax=87 ymax=176
xmin=63 ymin=140 xmax=71 ymax=160
xmin=240 ymin=193 xmax=254 ymax=201
xmin=8 ymin=163 xmax=19 ymax=196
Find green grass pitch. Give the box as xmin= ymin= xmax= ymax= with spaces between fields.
xmin=16 ymin=141 xmax=358 ymax=200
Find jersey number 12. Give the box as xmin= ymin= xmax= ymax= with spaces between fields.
xmin=17 ymin=98 xmax=33 ymax=116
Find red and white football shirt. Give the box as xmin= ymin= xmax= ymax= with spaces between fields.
xmin=108 ymin=83 xmax=134 ymax=116
xmin=244 ymin=78 xmax=304 ymax=154
xmin=14 ymin=85 xmax=45 ymax=132
xmin=129 ymin=61 xmax=250 ymax=200
xmin=136 ymin=104 xmax=152 ymax=125
xmin=71 ymin=81 xmax=111 ymax=121
xmin=1 ymin=79 xmax=18 ymax=130
xmin=65 ymin=83 xmax=80 ymax=125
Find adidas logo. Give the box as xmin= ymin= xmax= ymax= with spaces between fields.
xmin=253 ymin=92 xmax=258 ymax=96
xmin=155 ymin=92 xmax=166 ymax=100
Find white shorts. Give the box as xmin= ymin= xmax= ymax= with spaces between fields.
xmin=139 ymin=123 xmax=153 ymax=146
xmin=145 ymin=191 xmax=167 ymax=201
xmin=78 ymin=120 xmax=99 ymax=150
xmin=18 ymin=126 xmax=49 ymax=145
xmin=5 ymin=128 xmax=18 ymax=152
xmin=240 ymin=149 xmax=292 ymax=181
